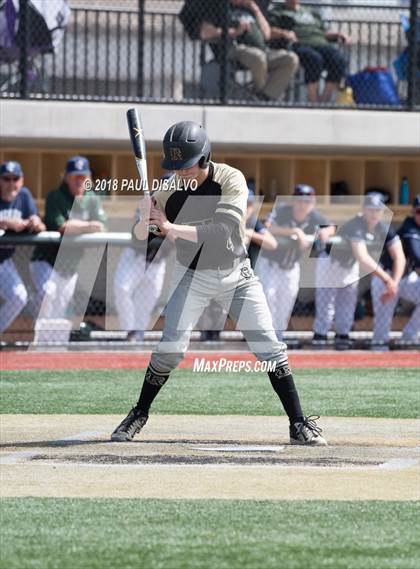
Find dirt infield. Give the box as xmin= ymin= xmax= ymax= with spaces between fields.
xmin=1 ymin=415 xmax=419 ymax=501
xmin=1 ymin=350 xmax=419 ymax=370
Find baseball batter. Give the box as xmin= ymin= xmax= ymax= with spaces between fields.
xmin=112 ymin=121 xmax=326 ymax=446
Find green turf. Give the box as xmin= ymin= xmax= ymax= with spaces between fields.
xmin=0 ymin=368 xmax=419 ymax=418
xmin=0 ymin=499 xmax=418 ymax=569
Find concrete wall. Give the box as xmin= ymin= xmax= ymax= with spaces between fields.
xmin=1 ymin=99 xmax=419 ymax=155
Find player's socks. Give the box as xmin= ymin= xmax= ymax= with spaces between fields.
xmin=135 ymin=364 xmax=170 ymax=415
xmin=268 ymin=365 xmax=304 ymax=424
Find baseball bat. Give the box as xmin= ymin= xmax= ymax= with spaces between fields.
xmin=126 ymin=108 xmax=160 ymax=234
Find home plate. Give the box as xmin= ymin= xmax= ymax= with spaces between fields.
xmin=189 ymin=445 xmax=285 ymax=452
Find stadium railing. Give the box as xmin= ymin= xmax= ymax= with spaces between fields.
xmin=0 ymin=0 xmax=418 ymax=110
xmin=0 ymin=231 xmax=417 ymax=349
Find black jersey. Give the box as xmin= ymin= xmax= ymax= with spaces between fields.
xmin=153 ymin=162 xmax=248 ymax=270
xmin=382 ymin=216 xmax=420 ymax=273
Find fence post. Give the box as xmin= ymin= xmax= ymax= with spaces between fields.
xmin=137 ymin=0 xmax=145 ymax=99
xmin=19 ymin=0 xmax=29 ymax=99
xmin=219 ymin=0 xmax=229 ymax=104
xmin=407 ymin=0 xmax=419 ymax=110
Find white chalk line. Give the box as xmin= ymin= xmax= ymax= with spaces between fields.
xmin=378 ymin=458 xmax=419 ymax=470
xmin=0 ymin=432 xmax=101 ymax=465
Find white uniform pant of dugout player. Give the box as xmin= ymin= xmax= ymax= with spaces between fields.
xmin=30 ymin=261 xmax=78 ymax=320
xmin=0 ymin=258 xmax=29 ymax=334
xmin=150 ymin=258 xmax=288 ymax=373
xmin=113 ymin=247 xmax=165 ymax=333
xmin=372 ymin=270 xmax=420 ymax=343
xmin=313 ymin=256 xmax=360 ymax=336
xmin=257 ymin=257 xmax=300 ymax=340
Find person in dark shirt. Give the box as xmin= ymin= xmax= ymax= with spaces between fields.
xmin=267 ymin=0 xmax=350 ymax=102
xmin=0 ymin=161 xmax=45 ymax=335
xmin=258 ymin=184 xmax=335 ymax=340
xmin=373 ymin=194 xmax=420 ymax=346
xmin=179 ymin=0 xmax=298 ymax=101
xmin=313 ymin=193 xmax=406 ymax=350
xmin=30 ymin=156 xmax=107 ymax=323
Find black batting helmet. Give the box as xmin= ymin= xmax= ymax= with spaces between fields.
xmin=161 ymin=121 xmax=211 ymax=170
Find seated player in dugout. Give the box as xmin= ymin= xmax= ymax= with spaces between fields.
xmin=179 ymin=0 xmax=298 ymax=101
xmin=111 ymin=121 xmax=327 ymax=446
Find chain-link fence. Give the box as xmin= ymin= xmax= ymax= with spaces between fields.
xmin=1 ymin=0 xmax=418 ymax=109
xmin=1 ymin=227 xmax=418 ymax=349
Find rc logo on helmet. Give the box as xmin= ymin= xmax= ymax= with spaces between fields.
xmin=170 ymin=147 xmax=183 ymax=161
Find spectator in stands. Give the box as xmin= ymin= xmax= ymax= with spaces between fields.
xmin=180 ymin=0 xmax=298 ymax=101
xmin=0 ymin=161 xmax=45 ymax=336
xmin=267 ymin=0 xmax=350 ymax=102
xmin=372 ymin=194 xmax=420 ymax=348
xmin=31 ymin=156 xmax=107 ymax=323
xmin=257 ymin=184 xmax=335 ymax=341
xmin=313 ymin=193 xmax=406 ymax=350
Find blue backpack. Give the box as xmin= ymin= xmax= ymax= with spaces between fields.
xmin=347 ymin=67 xmax=401 ymax=106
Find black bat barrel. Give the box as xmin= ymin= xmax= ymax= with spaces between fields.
xmin=127 ymin=108 xmax=145 ymax=161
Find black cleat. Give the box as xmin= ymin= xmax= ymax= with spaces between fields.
xmin=111 ymin=408 xmax=148 ymax=442
xmin=290 ymin=415 xmax=327 ymax=446
xmin=334 ymin=334 xmax=353 ymax=351
xmin=312 ymin=333 xmax=328 ymax=348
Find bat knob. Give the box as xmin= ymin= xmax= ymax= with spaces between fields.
xmin=148 ymin=224 xmax=161 ymax=235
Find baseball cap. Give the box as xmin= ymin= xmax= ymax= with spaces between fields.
xmin=413 ymin=195 xmax=420 ymax=208
xmin=66 ymin=156 xmax=91 ymax=176
xmin=363 ymin=192 xmax=385 ymax=209
xmin=0 ymin=161 xmax=23 ymax=178
xmin=293 ymin=184 xmax=316 ymax=201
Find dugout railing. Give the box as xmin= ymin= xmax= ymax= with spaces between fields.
xmin=0 ymin=0 xmax=418 ymax=110
xmin=0 ymin=231 xmax=417 ymax=349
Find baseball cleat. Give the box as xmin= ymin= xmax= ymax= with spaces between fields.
xmin=312 ymin=333 xmax=328 ymax=348
xmin=111 ymin=407 xmax=148 ymax=442
xmin=334 ymin=334 xmax=354 ymax=351
xmin=290 ymin=415 xmax=327 ymax=446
